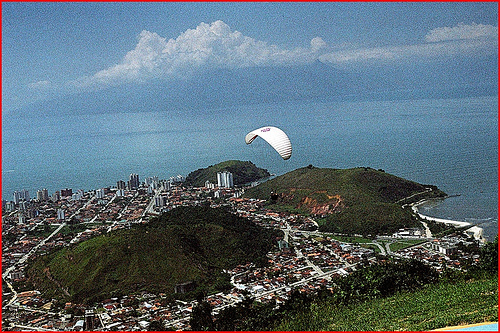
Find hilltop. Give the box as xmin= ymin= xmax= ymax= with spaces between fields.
xmin=185 ymin=160 xmax=270 ymax=187
xmin=26 ymin=206 xmax=280 ymax=304
xmin=243 ymin=166 xmax=446 ymax=236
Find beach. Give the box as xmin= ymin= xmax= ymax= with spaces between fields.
xmin=412 ymin=201 xmax=486 ymax=243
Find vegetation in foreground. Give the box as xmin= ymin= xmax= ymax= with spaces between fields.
xmin=190 ymin=238 xmax=498 ymax=331
xmin=275 ymin=274 xmax=497 ymax=331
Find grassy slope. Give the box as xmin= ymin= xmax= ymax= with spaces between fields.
xmin=244 ymin=166 xmax=446 ymax=235
xmin=245 ymin=166 xmax=444 ymax=206
xmin=276 ymin=276 xmax=498 ymax=331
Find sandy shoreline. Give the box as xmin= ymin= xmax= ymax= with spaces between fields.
xmin=412 ymin=200 xmax=486 ymax=243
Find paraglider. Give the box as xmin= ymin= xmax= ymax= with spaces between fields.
xmin=245 ymin=126 xmax=292 ymax=160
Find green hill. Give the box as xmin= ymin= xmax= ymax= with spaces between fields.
xmin=185 ymin=160 xmax=270 ymax=187
xmin=26 ymin=206 xmax=280 ymax=304
xmin=243 ymin=166 xmax=446 ymax=236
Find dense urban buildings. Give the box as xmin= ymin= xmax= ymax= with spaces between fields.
xmin=1 ymin=172 xmax=485 ymax=331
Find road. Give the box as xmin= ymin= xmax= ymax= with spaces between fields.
xmin=217 ymin=263 xmax=355 ymax=315
xmin=369 ymin=241 xmax=386 ymax=255
xmin=3 ymin=196 xmax=95 ymax=309
xmin=396 ymin=188 xmax=433 ymax=204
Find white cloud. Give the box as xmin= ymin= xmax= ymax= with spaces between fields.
xmin=310 ymin=37 xmax=327 ymax=52
xmin=68 ymin=21 xmax=497 ymax=89
xmin=77 ymin=20 xmax=323 ymax=88
xmin=320 ymin=22 xmax=498 ymax=67
xmin=28 ymin=80 xmax=52 ymax=89
xmin=425 ymin=22 xmax=498 ymax=43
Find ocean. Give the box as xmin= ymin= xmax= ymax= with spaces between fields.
xmin=2 ymin=95 xmax=498 ymax=240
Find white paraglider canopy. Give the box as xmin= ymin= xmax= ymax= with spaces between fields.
xmin=245 ymin=126 xmax=292 ymax=160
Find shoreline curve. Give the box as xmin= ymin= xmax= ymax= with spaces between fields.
xmin=411 ymin=200 xmax=486 ymax=243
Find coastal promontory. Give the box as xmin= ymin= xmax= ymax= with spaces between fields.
xmin=185 ymin=160 xmax=270 ymax=187
xmin=244 ymin=166 xmax=447 ymax=236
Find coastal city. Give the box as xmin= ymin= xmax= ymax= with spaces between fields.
xmin=2 ymin=172 xmax=484 ymax=331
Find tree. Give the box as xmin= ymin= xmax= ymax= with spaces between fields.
xmin=479 ymin=237 xmax=498 ymax=274
xmin=148 ymin=320 xmax=165 ymax=331
xmin=214 ymin=292 xmax=280 ymax=331
xmin=334 ymin=259 xmax=439 ymax=303
xmin=189 ymin=300 xmax=214 ymax=331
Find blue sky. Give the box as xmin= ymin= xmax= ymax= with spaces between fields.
xmin=2 ymin=2 xmax=498 ymax=111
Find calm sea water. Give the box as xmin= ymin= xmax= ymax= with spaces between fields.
xmin=2 ymin=96 xmax=498 ymax=240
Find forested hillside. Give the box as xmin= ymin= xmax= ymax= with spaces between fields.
xmin=26 ymin=206 xmax=280 ymax=304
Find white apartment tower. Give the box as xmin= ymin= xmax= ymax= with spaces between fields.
xmin=37 ymin=188 xmax=49 ymax=201
xmin=57 ymin=209 xmax=65 ymax=221
xmin=117 ymin=180 xmax=126 ymax=190
xmin=13 ymin=189 xmax=30 ymax=205
xmin=217 ymin=171 xmax=234 ymax=188
xmin=52 ymin=191 xmax=61 ymax=202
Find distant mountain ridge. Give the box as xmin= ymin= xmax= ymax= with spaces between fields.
xmin=10 ymin=58 xmax=497 ymax=117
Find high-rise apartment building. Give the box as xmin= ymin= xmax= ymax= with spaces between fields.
xmin=96 ymin=188 xmax=105 ymax=199
xmin=217 ymin=171 xmax=234 ymax=188
xmin=129 ymin=173 xmax=140 ymax=190
xmin=13 ymin=189 xmax=30 ymax=205
xmin=154 ymin=195 xmax=166 ymax=207
xmin=13 ymin=191 xmax=21 ymax=205
xmin=117 ymin=180 xmax=126 ymax=190
xmin=57 ymin=209 xmax=65 ymax=221
xmin=4 ymin=201 xmax=15 ymax=212
xmin=72 ymin=189 xmax=84 ymax=201
xmin=145 ymin=176 xmax=159 ymax=187
xmin=21 ymin=189 xmax=30 ymax=201
xmin=61 ymin=188 xmax=73 ymax=197
xmin=19 ymin=201 xmax=28 ymax=211
xmin=170 ymin=175 xmax=185 ymax=183
xmin=37 ymin=188 xmax=49 ymax=201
